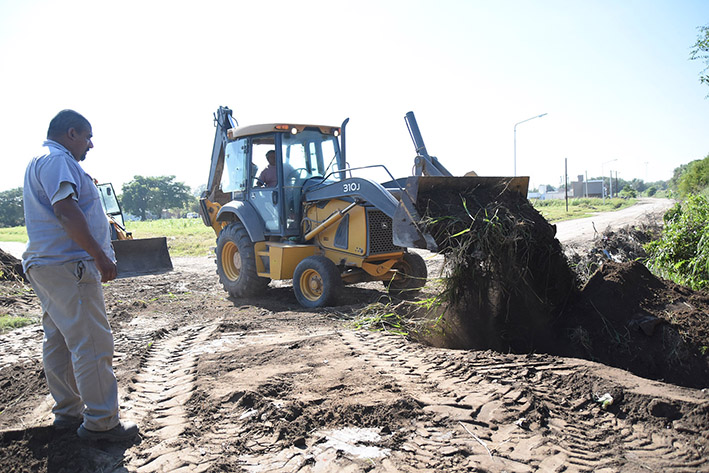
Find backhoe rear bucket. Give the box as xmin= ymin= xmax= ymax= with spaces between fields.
xmin=112 ymin=237 xmax=173 ymax=278
xmin=392 ymin=175 xmax=530 ymax=252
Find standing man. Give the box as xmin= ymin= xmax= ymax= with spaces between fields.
xmin=22 ymin=110 xmax=138 ymax=441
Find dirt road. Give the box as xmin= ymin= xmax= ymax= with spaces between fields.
xmin=555 ymin=197 xmax=675 ymax=248
xmin=2 ymin=198 xmax=708 ymax=473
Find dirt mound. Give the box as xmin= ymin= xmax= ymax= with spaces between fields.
xmin=409 ymin=190 xmax=709 ymax=388
xmin=415 ymin=184 xmax=576 ymax=352
xmin=556 ymin=261 xmax=709 ymax=388
xmin=567 ymin=221 xmax=661 ymax=282
xmin=0 ymin=249 xmax=25 ymax=282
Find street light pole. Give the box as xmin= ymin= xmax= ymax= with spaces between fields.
xmin=514 ymin=113 xmax=548 ymax=176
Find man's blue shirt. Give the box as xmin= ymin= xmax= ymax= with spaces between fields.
xmin=22 ymin=140 xmax=114 ymax=271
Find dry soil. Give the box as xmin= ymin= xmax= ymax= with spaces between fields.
xmin=1 ymin=199 xmax=708 ymax=473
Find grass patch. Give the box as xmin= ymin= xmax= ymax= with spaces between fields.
xmin=0 ymin=226 xmax=28 ymax=242
xmin=532 ymin=197 xmax=636 ymax=222
xmin=0 ymin=314 xmax=36 ymax=333
xmin=122 ymin=219 xmax=216 ymax=257
xmin=1 ymin=219 xmax=216 ymax=257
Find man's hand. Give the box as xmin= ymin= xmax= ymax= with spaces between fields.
xmin=93 ymin=252 xmax=117 ymax=282
xmin=53 ymin=197 xmax=117 ymax=282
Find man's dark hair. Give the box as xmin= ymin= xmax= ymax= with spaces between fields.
xmin=47 ymin=110 xmax=91 ymax=140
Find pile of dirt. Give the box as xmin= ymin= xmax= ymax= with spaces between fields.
xmin=556 ymin=261 xmax=709 ymax=388
xmin=567 ymin=221 xmax=662 ymax=283
xmin=556 ymin=218 xmax=709 ymax=388
xmin=415 ymin=183 xmax=577 ymax=352
xmin=0 ymin=249 xmax=25 ymax=282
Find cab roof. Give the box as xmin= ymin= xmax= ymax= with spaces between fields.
xmin=227 ymin=123 xmax=340 ymax=140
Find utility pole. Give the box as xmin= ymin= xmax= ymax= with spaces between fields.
xmin=564 ymin=158 xmax=568 ymax=212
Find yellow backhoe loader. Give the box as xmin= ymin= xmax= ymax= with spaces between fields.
xmin=96 ymin=182 xmax=173 ymax=278
xmin=199 ymin=107 xmax=528 ymax=307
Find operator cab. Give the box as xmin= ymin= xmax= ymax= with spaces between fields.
xmin=219 ymin=124 xmax=343 ymax=237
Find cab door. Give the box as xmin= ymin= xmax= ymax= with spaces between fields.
xmin=248 ymin=133 xmax=285 ymax=234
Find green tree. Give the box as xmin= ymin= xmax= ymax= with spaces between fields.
xmin=121 ymin=176 xmax=193 ymax=220
xmin=670 ymin=155 xmax=709 ymax=197
xmin=690 ymin=24 xmax=709 ymax=92
xmin=0 ymin=187 xmax=24 ymax=227
xmin=619 ymin=185 xmax=637 ymax=198
xmin=629 ymin=178 xmax=646 ymax=193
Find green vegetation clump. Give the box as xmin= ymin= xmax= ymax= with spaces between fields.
xmin=691 ymin=24 xmax=709 ymax=91
xmin=120 ymin=175 xmax=196 ymax=221
xmin=645 ymin=194 xmax=709 ymax=290
xmin=0 ymin=314 xmax=35 ymax=333
xmin=670 ymin=155 xmax=709 ymax=197
xmin=0 ymin=187 xmax=24 ymax=228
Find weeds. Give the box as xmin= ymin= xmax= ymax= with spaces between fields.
xmin=352 ymin=302 xmax=409 ymax=335
xmin=589 ymin=300 xmax=630 ymax=352
xmin=0 ymin=314 xmax=36 ymax=333
xmin=567 ymin=326 xmax=592 ymax=353
xmin=351 ymin=296 xmax=446 ymax=337
xmin=645 ymin=194 xmax=709 ymax=290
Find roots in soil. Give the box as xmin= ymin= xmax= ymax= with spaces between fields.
xmin=413 ymin=182 xmax=577 ymax=352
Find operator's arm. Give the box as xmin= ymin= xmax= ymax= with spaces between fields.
xmin=53 ymin=197 xmax=117 ymax=282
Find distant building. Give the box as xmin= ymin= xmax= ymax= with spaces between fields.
xmin=528 ymin=184 xmax=566 ymax=200
xmin=571 ymin=175 xmax=603 ymax=198
xmin=528 ymin=176 xmax=605 ymax=200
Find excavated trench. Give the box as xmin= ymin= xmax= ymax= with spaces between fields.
xmin=410 ymin=186 xmax=709 ymax=388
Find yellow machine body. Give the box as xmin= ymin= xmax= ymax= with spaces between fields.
xmin=304 ymin=199 xmax=404 ymax=282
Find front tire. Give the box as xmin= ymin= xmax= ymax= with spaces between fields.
xmin=385 ymin=252 xmax=428 ymax=296
xmin=293 ymin=255 xmax=342 ymax=308
xmin=216 ymin=221 xmax=269 ymax=298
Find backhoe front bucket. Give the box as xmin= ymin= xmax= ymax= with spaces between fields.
xmin=392 ymin=175 xmax=530 ymax=252
xmin=112 ymin=237 xmax=173 ymax=278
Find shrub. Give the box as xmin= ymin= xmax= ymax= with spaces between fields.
xmin=619 ymin=185 xmax=637 ymax=198
xmin=645 ymin=194 xmax=709 ymax=290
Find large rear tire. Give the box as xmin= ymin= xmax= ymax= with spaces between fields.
xmin=216 ymin=222 xmax=269 ymax=298
xmin=293 ymin=255 xmax=342 ymax=308
xmin=385 ymin=252 xmax=428 ymax=296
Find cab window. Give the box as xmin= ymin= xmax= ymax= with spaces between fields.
xmin=221 ymin=138 xmax=248 ymax=192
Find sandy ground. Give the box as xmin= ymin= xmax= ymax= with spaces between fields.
xmin=2 ymin=198 xmax=708 ymax=473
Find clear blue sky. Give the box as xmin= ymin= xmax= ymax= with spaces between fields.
xmin=1 ymin=0 xmax=707 ymax=193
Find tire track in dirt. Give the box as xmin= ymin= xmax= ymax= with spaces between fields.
xmin=121 ymin=323 xmax=218 ymax=473
xmin=340 ymin=329 xmax=709 ymax=472
xmin=166 ymin=321 xmax=427 ymax=473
